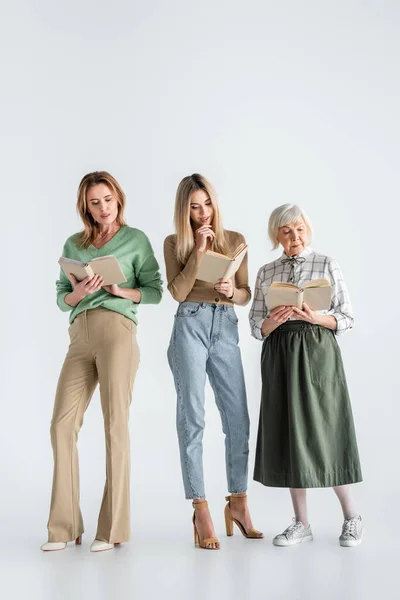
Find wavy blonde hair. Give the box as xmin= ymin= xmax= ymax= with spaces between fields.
xmin=76 ymin=171 xmax=127 ymax=249
xmin=174 ymin=173 xmax=227 ymax=264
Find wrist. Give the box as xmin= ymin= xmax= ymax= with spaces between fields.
xmin=313 ymin=313 xmax=321 ymax=325
xmin=72 ymin=289 xmax=86 ymax=302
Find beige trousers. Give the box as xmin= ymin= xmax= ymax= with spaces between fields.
xmin=47 ymin=308 xmax=140 ymax=543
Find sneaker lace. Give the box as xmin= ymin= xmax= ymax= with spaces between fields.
xmin=284 ymin=518 xmax=303 ymax=538
xmin=342 ymin=517 xmax=358 ymax=537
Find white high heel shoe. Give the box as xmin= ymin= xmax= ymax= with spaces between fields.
xmin=90 ymin=539 xmax=120 ymax=552
xmin=41 ymin=536 xmax=82 ymax=551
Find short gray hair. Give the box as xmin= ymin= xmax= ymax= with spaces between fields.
xmin=268 ymin=204 xmax=313 ymax=250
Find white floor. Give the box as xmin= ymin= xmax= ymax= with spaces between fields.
xmin=3 ymin=491 xmax=398 ymax=600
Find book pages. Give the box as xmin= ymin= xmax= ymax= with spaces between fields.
xmin=59 ymin=255 xmax=127 ymax=286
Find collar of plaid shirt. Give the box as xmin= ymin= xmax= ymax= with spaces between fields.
xmin=281 ymin=246 xmax=313 ymax=283
xmin=281 ymin=246 xmax=313 ymax=261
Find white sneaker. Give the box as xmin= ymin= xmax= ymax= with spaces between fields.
xmin=90 ymin=539 xmax=115 ymax=552
xmin=273 ymin=518 xmax=313 ymax=546
xmin=339 ymin=515 xmax=364 ymax=547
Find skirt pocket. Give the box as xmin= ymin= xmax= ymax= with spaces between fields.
xmin=307 ymin=328 xmax=344 ymax=385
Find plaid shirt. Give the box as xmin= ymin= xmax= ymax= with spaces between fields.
xmin=249 ymin=246 xmax=354 ymax=340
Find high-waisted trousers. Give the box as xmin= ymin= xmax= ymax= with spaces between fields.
xmin=46 ymin=308 xmax=140 ymax=543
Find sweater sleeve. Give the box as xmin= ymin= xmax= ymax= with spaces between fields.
xmin=56 ymin=241 xmax=74 ymax=312
xmin=136 ymin=235 xmax=163 ymax=305
xmin=164 ymin=236 xmax=204 ymax=303
xmin=230 ymin=233 xmax=251 ymax=307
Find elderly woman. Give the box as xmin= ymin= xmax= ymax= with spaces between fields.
xmin=41 ymin=171 xmax=162 ymax=552
xmin=249 ymin=204 xmax=364 ymax=547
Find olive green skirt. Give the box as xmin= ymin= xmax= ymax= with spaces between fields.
xmin=253 ymin=321 xmax=362 ymax=488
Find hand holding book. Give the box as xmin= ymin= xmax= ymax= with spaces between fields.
xmin=261 ymin=305 xmax=295 ymax=336
xmin=214 ymin=278 xmax=234 ymax=298
xmin=63 ymin=273 xmax=105 ymax=307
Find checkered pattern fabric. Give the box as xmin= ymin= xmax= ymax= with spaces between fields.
xmin=249 ymin=246 xmax=354 ymax=340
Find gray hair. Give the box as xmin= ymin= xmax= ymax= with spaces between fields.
xmin=268 ymin=204 xmax=313 ymax=250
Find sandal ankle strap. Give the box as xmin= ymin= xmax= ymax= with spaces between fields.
xmin=193 ymin=500 xmax=208 ymax=510
xmin=225 ymin=494 xmax=247 ymax=504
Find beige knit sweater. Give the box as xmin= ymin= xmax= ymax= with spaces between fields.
xmin=164 ymin=230 xmax=251 ymax=306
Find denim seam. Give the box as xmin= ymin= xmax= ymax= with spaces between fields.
xmin=206 ymin=358 xmax=234 ymax=491
xmin=171 ymin=324 xmax=198 ymax=499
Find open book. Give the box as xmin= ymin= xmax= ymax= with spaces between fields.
xmin=196 ymin=243 xmax=248 ymax=283
xmin=262 ymin=278 xmax=332 ymax=311
xmin=59 ymin=255 xmax=127 ymax=286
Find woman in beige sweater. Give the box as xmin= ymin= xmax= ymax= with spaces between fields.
xmin=164 ymin=173 xmax=263 ymax=550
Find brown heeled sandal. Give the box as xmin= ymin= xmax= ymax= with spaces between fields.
xmin=192 ymin=500 xmax=220 ymax=550
xmin=225 ymin=495 xmax=264 ymax=539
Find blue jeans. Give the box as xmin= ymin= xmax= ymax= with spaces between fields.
xmin=167 ymin=302 xmax=250 ymax=499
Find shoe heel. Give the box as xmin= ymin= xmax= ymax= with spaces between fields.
xmin=193 ymin=520 xmax=199 ymax=546
xmin=75 ymin=536 xmax=82 ymax=545
xmin=225 ymin=507 xmax=234 ymax=536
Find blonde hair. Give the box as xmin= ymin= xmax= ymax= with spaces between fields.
xmin=268 ymin=204 xmax=313 ymax=250
xmin=76 ymin=171 xmax=127 ymax=249
xmin=173 ymin=173 xmax=227 ymax=264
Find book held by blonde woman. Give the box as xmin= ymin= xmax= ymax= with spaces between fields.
xmin=196 ymin=243 xmax=248 ymax=283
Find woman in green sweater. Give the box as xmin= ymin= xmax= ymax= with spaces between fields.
xmin=41 ymin=171 xmax=162 ymax=553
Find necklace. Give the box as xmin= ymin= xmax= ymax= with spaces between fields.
xmin=98 ymin=225 xmax=120 ymax=238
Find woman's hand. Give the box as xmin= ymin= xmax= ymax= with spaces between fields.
xmin=292 ymin=303 xmax=337 ymax=330
xmin=194 ymin=225 xmax=215 ymax=252
xmin=214 ymin=277 xmax=234 ymax=298
xmin=103 ymin=284 xmax=122 ymax=297
xmin=261 ymin=305 xmax=294 ymax=336
xmin=69 ymin=273 xmax=104 ymax=301
xmin=292 ymin=302 xmax=317 ymax=324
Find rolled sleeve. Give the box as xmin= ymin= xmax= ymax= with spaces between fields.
xmin=249 ymin=267 xmax=268 ymax=340
xmin=253 ymin=317 xmax=268 ymax=341
xmin=326 ymin=259 xmax=354 ymax=335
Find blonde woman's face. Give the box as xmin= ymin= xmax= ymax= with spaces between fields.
xmin=277 ymin=219 xmax=307 ymax=256
xmin=86 ymin=183 xmax=119 ymax=226
xmin=189 ymin=189 xmax=214 ymax=228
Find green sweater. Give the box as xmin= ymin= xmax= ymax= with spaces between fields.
xmin=56 ymin=226 xmax=163 ymax=324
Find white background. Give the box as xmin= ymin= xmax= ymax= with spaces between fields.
xmin=1 ymin=1 xmax=399 ymax=599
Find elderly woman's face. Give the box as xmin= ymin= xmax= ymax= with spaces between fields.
xmin=277 ymin=219 xmax=307 ymax=256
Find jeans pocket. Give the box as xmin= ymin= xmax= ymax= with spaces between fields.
xmin=176 ymin=302 xmax=202 ymax=317
xmin=225 ymin=308 xmax=239 ymax=324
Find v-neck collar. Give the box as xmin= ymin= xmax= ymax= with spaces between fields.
xmin=89 ymin=225 xmax=128 ymax=254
